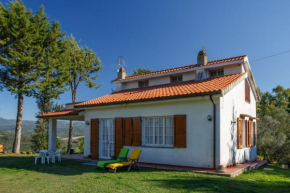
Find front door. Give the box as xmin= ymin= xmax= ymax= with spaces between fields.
xmin=100 ymin=119 xmax=115 ymax=159
xmin=91 ymin=119 xmax=99 ymax=159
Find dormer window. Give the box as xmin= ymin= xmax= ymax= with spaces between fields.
xmin=210 ymin=69 xmax=224 ymax=77
xmin=139 ymin=80 xmax=149 ymax=88
xmin=171 ymin=75 xmax=182 ymax=83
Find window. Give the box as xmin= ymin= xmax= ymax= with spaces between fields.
xmin=245 ymin=80 xmax=251 ymax=103
xmin=210 ymin=69 xmax=224 ymax=77
xmin=143 ymin=117 xmax=173 ymax=147
xmin=139 ymin=80 xmax=149 ymax=88
xmin=171 ymin=75 xmax=182 ymax=83
xmin=100 ymin=119 xmax=114 ymax=158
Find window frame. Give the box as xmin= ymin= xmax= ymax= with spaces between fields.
xmin=245 ymin=80 xmax=251 ymax=103
xmin=171 ymin=75 xmax=183 ymax=83
xmin=138 ymin=80 xmax=149 ymax=88
xmin=99 ymin=118 xmax=115 ymax=159
xmin=142 ymin=116 xmax=174 ymax=148
xmin=209 ymin=69 xmax=224 ymax=77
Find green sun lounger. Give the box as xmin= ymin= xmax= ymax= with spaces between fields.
xmin=97 ymin=148 xmax=129 ymax=169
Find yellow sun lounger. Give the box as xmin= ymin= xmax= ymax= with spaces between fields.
xmin=106 ymin=149 xmax=142 ymax=173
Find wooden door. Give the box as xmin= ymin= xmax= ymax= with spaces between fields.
xmin=91 ymin=119 xmax=99 ymax=159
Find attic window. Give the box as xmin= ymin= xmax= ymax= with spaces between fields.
xmin=245 ymin=80 xmax=250 ymax=103
xmin=171 ymin=75 xmax=182 ymax=83
xmin=210 ymin=69 xmax=224 ymax=77
xmin=139 ymin=80 xmax=149 ymax=88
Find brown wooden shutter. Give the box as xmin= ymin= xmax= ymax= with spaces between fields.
xmin=254 ymin=122 xmax=257 ymax=146
xmin=123 ymin=118 xmax=132 ymax=146
xmin=237 ymin=118 xmax=243 ymax=149
xmin=114 ymin=118 xmax=123 ymax=156
xmin=245 ymin=120 xmax=252 ymax=147
xmin=245 ymin=80 xmax=251 ymax=103
xmin=174 ymin=115 xmax=186 ymax=148
xmin=91 ymin=119 xmax=99 ymax=159
xmin=132 ymin=117 xmax=141 ymax=146
xmin=248 ymin=120 xmax=252 ymax=147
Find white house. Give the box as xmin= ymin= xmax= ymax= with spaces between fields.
xmin=38 ymin=50 xmax=260 ymax=169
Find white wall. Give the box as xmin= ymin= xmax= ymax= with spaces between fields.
xmin=83 ymin=97 xmax=215 ymax=168
xmin=118 ymin=72 xmax=196 ymax=91
xmin=183 ymin=72 xmax=195 ymax=81
xmin=224 ymin=64 xmax=244 ymax=75
xmin=149 ymin=76 xmax=170 ymax=86
xmin=219 ymin=78 xmax=257 ymax=166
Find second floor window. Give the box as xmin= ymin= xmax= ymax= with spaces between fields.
xmin=171 ymin=75 xmax=182 ymax=83
xmin=139 ymin=80 xmax=149 ymax=88
xmin=210 ymin=69 xmax=224 ymax=77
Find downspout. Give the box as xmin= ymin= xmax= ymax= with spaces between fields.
xmin=209 ymin=95 xmax=216 ymax=169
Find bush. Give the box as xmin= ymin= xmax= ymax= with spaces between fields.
xmin=21 ymin=151 xmax=27 ymax=154
xmin=257 ymin=155 xmax=264 ymax=161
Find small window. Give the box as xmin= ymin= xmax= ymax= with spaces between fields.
xmin=245 ymin=80 xmax=250 ymax=103
xmin=210 ymin=69 xmax=224 ymax=77
xmin=142 ymin=117 xmax=173 ymax=147
xmin=171 ymin=75 xmax=182 ymax=83
xmin=139 ymin=80 xmax=148 ymax=88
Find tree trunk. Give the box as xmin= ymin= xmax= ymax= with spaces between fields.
xmin=67 ymin=120 xmax=74 ymax=154
xmin=12 ymin=93 xmax=24 ymax=154
xmin=67 ymin=89 xmax=77 ymax=154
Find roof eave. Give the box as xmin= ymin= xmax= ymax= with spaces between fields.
xmin=36 ymin=110 xmax=84 ymax=119
xmin=74 ymin=90 xmax=222 ymax=109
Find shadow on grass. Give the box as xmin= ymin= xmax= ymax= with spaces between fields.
xmin=0 ymin=156 xmax=106 ymax=176
xmin=0 ymin=156 xmax=168 ymax=176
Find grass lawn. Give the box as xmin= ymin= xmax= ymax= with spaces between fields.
xmin=0 ymin=155 xmax=289 ymax=193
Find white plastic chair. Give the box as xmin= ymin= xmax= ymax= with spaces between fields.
xmin=55 ymin=149 xmax=62 ymax=162
xmin=34 ymin=151 xmax=41 ymax=165
xmin=45 ymin=150 xmax=56 ymax=164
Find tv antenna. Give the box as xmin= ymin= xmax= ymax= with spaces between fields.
xmin=111 ymin=56 xmax=127 ymax=69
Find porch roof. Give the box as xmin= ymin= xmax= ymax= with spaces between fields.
xmin=37 ymin=109 xmax=84 ymax=118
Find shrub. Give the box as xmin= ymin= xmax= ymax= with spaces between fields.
xmin=257 ymin=155 xmax=264 ymax=161
xmin=21 ymin=151 xmax=27 ymax=154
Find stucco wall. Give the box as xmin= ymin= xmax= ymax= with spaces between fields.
xmin=219 ymin=78 xmax=257 ymax=166
xmin=224 ymin=64 xmax=243 ymax=75
xmin=83 ymin=97 xmax=215 ymax=168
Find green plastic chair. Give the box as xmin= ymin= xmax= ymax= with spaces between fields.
xmin=97 ymin=148 xmax=129 ymax=169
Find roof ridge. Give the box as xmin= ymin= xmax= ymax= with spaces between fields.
xmin=112 ymin=55 xmax=247 ymax=82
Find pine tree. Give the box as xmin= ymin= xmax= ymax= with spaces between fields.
xmin=0 ymin=1 xmax=68 ymax=153
xmin=63 ymin=36 xmax=102 ymax=154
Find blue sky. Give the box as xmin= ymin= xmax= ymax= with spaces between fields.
xmin=0 ymin=0 xmax=290 ymax=120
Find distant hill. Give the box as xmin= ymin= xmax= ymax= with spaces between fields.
xmin=0 ymin=117 xmax=84 ymax=138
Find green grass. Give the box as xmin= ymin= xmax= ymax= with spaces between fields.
xmin=0 ymin=155 xmax=289 ymax=193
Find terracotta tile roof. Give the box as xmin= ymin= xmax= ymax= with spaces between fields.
xmin=112 ymin=55 xmax=246 ymax=82
xmin=76 ymin=73 xmax=245 ymax=108
xmin=37 ymin=109 xmax=84 ymax=118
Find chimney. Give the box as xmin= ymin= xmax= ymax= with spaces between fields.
xmin=117 ymin=68 xmax=126 ymax=79
xmin=197 ymin=50 xmax=207 ymax=65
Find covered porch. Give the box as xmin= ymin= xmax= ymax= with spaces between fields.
xmin=37 ymin=105 xmax=85 ymax=152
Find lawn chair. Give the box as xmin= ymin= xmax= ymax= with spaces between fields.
xmin=55 ymin=149 xmax=62 ymax=162
xmin=45 ymin=150 xmax=56 ymax=164
xmin=97 ymin=148 xmax=129 ymax=169
xmin=34 ymin=151 xmax=42 ymax=165
xmin=34 ymin=150 xmax=47 ymax=164
xmin=106 ymin=149 xmax=142 ymax=173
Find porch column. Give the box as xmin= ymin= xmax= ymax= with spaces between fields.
xmin=48 ymin=118 xmax=57 ymax=151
